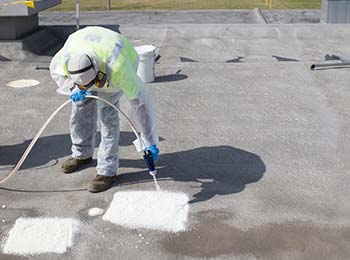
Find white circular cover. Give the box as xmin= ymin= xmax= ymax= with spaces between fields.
xmin=88 ymin=207 xmax=104 ymax=217
xmin=6 ymin=79 xmax=40 ymax=88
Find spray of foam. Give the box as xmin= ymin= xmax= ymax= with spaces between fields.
xmin=152 ymin=174 xmax=161 ymax=191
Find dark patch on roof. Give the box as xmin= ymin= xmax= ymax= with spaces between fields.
xmin=226 ymin=56 xmax=244 ymax=63
xmin=272 ymin=55 xmax=299 ymax=62
xmin=179 ymin=57 xmax=198 ymax=62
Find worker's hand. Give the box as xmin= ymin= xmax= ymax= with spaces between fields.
xmin=70 ymin=89 xmax=92 ymax=102
xmin=146 ymin=145 xmax=159 ymax=162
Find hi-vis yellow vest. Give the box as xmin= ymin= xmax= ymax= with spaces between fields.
xmin=59 ymin=26 xmax=140 ymax=99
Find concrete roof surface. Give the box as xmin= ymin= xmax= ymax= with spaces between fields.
xmin=1 ymin=11 xmax=350 ymax=260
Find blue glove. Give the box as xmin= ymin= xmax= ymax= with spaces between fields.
xmin=70 ymin=90 xmax=92 ymax=102
xmin=147 ymin=145 xmax=159 ymax=162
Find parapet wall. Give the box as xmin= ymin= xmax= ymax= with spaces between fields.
xmin=0 ymin=0 xmax=61 ymax=39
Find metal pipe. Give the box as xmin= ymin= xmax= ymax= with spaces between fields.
xmin=310 ymin=62 xmax=350 ymax=70
xmin=75 ymin=0 xmax=80 ymax=30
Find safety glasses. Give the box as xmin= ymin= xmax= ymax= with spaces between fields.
xmin=76 ymin=71 xmax=109 ymax=90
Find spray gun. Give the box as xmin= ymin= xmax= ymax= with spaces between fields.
xmin=143 ymin=148 xmax=161 ymax=190
xmin=133 ymin=138 xmax=157 ymax=176
xmin=143 ymin=150 xmax=157 ymax=176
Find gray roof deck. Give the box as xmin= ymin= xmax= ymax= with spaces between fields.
xmin=1 ymin=11 xmax=350 ymax=260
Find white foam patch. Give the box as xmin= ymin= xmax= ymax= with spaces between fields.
xmin=3 ymin=218 xmax=80 ymax=255
xmin=103 ymin=191 xmax=189 ymax=232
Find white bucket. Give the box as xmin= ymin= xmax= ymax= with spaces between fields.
xmin=135 ymin=45 xmax=156 ymax=83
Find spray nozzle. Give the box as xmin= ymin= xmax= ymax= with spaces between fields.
xmin=143 ymin=150 xmax=157 ymax=176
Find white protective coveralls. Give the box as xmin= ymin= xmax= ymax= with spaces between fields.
xmin=49 ymin=26 xmax=158 ymax=176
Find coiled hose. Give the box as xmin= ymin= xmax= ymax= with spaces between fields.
xmin=0 ymin=95 xmax=144 ymax=185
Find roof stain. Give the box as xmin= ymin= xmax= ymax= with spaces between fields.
xmin=161 ymin=210 xmax=350 ymax=259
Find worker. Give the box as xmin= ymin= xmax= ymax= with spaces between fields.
xmin=49 ymin=26 xmax=159 ymax=193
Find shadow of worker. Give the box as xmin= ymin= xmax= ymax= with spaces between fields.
xmin=119 ymin=145 xmax=266 ymax=204
xmin=0 ymin=131 xmax=137 ymax=170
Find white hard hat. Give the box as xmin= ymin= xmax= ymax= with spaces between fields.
xmin=67 ymin=53 xmax=97 ymax=86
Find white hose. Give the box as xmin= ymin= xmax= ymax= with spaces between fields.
xmin=0 ymin=96 xmax=143 ymax=185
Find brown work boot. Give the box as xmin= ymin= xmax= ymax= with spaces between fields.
xmin=88 ymin=175 xmax=117 ymax=193
xmin=61 ymin=156 xmax=92 ymax=173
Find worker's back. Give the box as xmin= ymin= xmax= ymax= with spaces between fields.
xmin=64 ymin=26 xmax=139 ymax=71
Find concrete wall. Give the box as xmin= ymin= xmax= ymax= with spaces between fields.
xmin=322 ymin=0 xmax=350 ymax=23
xmin=0 ymin=15 xmax=38 ymax=40
xmin=0 ymin=0 xmax=61 ymax=16
xmin=0 ymin=25 xmax=120 ymax=60
xmin=0 ymin=0 xmax=61 ymax=39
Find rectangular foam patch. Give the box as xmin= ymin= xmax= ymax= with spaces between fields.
xmin=3 ymin=218 xmax=80 ymax=255
xmin=103 ymin=191 xmax=189 ymax=232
